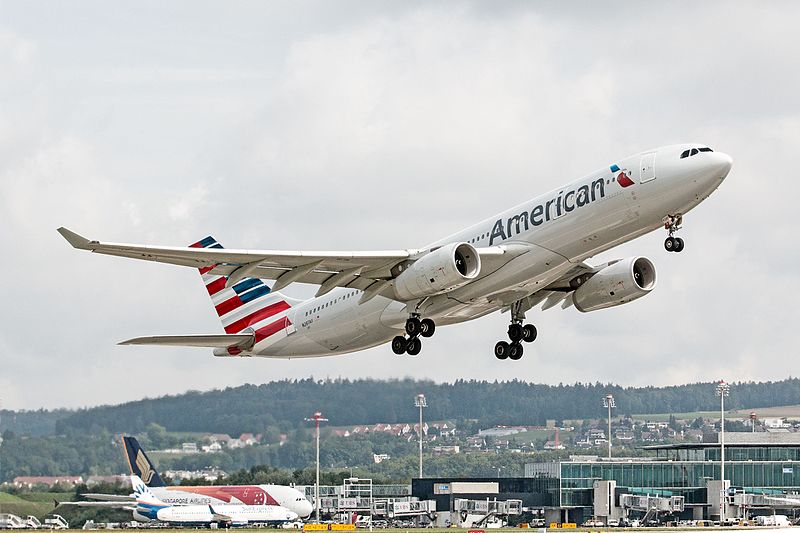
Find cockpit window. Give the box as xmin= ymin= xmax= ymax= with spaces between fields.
xmin=680 ymin=146 xmax=714 ymax=159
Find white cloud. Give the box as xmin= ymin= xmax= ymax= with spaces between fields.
xmin=1 ymin=3 xmax=799 ymax=409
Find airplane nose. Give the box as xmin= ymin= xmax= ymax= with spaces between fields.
xmin=712 ymin=152 xmax=733 ymax=178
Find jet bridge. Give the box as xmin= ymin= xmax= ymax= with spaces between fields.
xmin=452 ymin=498 xmax=522 ymax=528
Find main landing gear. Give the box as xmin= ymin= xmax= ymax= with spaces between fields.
xmin=392 ymin=315 xmax=436 ymax=357
xmin=494 ymin=300 xmax=537 ymax=361
xmin=663 ymin=214 xmax=685 ymax=253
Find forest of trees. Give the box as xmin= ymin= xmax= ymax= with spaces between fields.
xmin=44 ymin=377 xmax=800 ymax=436
xmin=2 ymin=377 xmax=799 ymax=484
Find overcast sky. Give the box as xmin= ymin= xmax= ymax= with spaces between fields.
xmin=1 ymin=1 xmax=799 ymax=410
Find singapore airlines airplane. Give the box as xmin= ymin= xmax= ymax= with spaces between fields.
xmin=59 ymin=143 xmax=731 ymax=361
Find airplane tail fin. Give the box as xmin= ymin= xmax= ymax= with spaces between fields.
xmin=123 ymin=436 xmax=166 ymax=487
xmin=131 ymin=474 xmax=165 ymax=507
xmin=190 ymin=236 xmax=298 ymax=354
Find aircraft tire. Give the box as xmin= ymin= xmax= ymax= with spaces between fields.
xmin=494 ymin=341 xmax=510 ymax=360
xmin=508 ymin=323 xmax=523 ymax=342
xmin=405 ymin=317 xmax=421 ymax=337
xmin=420 ymin=318 xmax=436 ymax=338
xmin=674 ymin=237 xmax=685 ymax=252
xmin=406 ymin=337 xmax=422 ymax=356
xmin=664 ymin=237 xmax=676 ymax=252
xmin=392 ymin=336 xmax=408 ymax=355
xmin=509 ymin=342 xmax=523 ymax=360
xmin=522 ymin=324 xmax=537 ymax=343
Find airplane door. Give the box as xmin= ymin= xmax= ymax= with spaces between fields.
xmin=639 ymin=152 xmax=656 ymax=183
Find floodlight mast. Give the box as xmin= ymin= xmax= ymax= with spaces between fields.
xmin=305 ymin=411 xmax=328 ymax=523
xmin=716 ymin=381 xmax=730 ymax=522
xmin=602 ymin=394 xmax=615 ymax=459
xmin=414 ymin=394 xmax=427 ymax=479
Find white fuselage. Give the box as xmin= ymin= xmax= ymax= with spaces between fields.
xmin=251 ymin=144 xmax=731 ymax=357
xmin=150 ymin=484 xmax=313 ymax=518
xmin=135 ymin=502 xmax=298 ymax=526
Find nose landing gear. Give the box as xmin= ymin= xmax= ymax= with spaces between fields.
xmin=663 ymin=214 xmax=685 ymax=253
xmin=392 ymin=315 xmax=436 ymax=357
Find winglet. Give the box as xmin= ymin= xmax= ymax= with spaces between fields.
xmin=57 ymin=227 xmax=92 ymax=250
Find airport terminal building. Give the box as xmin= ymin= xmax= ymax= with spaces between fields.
xmin=557 ymin=433 xmax=800 ymax=523
xmin=408 ymin=433 xmax=800 ymax=525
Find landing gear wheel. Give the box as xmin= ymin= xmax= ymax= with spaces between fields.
xmin=508 ymin=323 xmax=523 ymax=342
xmin=406 ymin=337 xmax=422 ymax=356
xmin=494 ymin=341 xmax=510 ymax=360
xmin=420 ymin=318 xmax=436 ymax=338
xmin=664 ymin=237 xmax=676 ymax=252
xmin=674 ymin=237 xmax=685 ymax=252
xmin=522 ymin=324 xmax=537 ymax=343
xmin=508 ymin=342 xmax=523 ymax=360
xmin=405 ymin=317 xmax=421 ymax=337
xmin=391 ymin=336 xmax=408 ymax=355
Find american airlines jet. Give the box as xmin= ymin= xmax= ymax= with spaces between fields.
xmin=59 ymin=143 xmax=731 ymax=361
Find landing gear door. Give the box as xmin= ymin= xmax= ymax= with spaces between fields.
xmin=639 ymin=152 xmax=656 ymax=183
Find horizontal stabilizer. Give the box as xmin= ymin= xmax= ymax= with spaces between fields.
xmin=118 ymin=333 xmax=254 ymax=349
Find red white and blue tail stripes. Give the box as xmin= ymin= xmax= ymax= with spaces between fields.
xmin=191 ymin=237 xmax=292 ymax=354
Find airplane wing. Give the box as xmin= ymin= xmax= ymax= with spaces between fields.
xmin=118 ymin=333 xmax=254 ymax=348
xmin=56 ymin=500 xmax=135 ymax=509
xmin=82 ymin=493 xmax=135 ymax=502
xmin=58 ymin=228 xmax=513 ymax=297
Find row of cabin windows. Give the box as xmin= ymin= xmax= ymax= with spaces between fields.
xmin=304 ymin=290 xmax=359 ymax=316
xmin=680 ymin=146 xmax=713 ymax=159
xmin=469 ymin=231 xmax=490 ymax=244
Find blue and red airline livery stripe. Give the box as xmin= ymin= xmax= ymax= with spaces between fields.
xmin=224 ymin=301 xmax=292 ymax=334
xmin=254 ymin=317 xmax=292 ymax=343
xmin=190 ymin=236 xmax=292 ymax=345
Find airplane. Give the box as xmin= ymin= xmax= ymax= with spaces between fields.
xmin=130 ymin=474 xmax=299 ymax=527
xmin=72 ymin=436 xmax=313 ymax=518
xmin=58 ymin=143 xmax=732 ymax=361
xmin=123 ymin=436 xmax=313 ymax=518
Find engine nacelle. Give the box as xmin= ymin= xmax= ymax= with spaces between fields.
xmin=394 ymin=242 xmax=480 ymax=301
xmin=573 ymin=257 xmax=657 ymax=312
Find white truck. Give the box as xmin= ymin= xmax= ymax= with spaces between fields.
xmin=755 ymin=514 xmax=790 ymax=527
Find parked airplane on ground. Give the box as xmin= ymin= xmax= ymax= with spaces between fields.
xmin=130 ymin=475 xmax=299 ymax=527
xmin=74 ymin=437 xmax=313 ymax=518
xmin=59 ymin=143 xmax=731 ymax=360
xmin=123 ymin=436 xmax=313 ymax=518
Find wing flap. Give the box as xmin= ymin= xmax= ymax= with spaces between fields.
xmin=118 ymin=334 xmax=254 ymax=349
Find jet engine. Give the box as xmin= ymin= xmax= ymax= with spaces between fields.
xmin=393 ymin=242 xmax=480 ymax=300
xmin=572 ymin=257 xmax=657 ymax=312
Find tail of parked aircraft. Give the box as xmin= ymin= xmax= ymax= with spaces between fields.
xmin=123 ymin=436 xmax=166 ymax=487
xmin=131 ymin=474 xmax=166 ymax=507
xmin=190 ymin=236 xmax=298 ymax=355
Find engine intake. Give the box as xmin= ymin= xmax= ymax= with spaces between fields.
xmin=394 ymin=242 xmax=480 ymax=301
xmin=573 ymin=257 xmax=657 ymax=312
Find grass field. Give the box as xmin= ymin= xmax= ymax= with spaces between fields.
xmin=0 ymin=491 xmax=73 ymax=520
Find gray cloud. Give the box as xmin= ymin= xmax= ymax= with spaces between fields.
xmin=1 ymin=2 xmax=798 ymax=409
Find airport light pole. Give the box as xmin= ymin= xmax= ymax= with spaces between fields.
xmin=716 ymin=381 xmax=730 ymax=522
xmin=305 ymin=411 xmax=328 ymax=523
xmin=414 ymin=394 xmax=427 ymax=478
xmin=602 ymin=394 xmax=615 ymax=459
xmin=750 ymin=411 xmax=757 ymax=433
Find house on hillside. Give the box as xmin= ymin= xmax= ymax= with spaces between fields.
xmin=13 ymin=476 xmax=83 ymax=488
